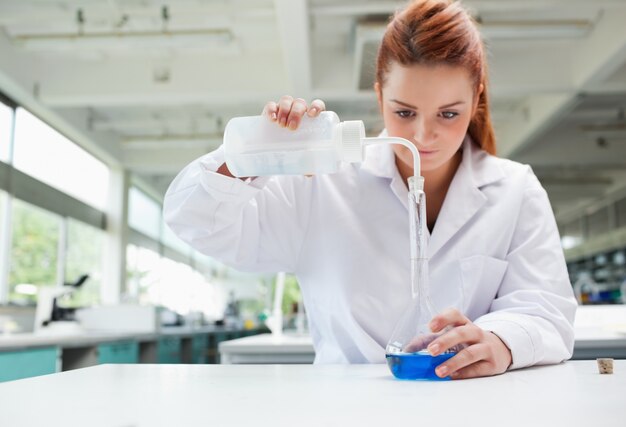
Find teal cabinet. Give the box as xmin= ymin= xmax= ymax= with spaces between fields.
xmin=157 ymin=337 xmax=181 ymax=364
xmin=191 ymin=335 xmax=208 ymax=364
xmin=214 ymin=332 xmax=229 ymax=345
xmin=98 ymin=341 xmax=139 ymax=364
xmin=0 ymin=347 xmax=59 ymax=382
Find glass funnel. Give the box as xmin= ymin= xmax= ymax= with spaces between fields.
xmin=385 ymin=177 xmax=458 ymax=380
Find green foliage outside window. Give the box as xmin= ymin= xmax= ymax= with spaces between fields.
xmin=63 ymin=219 xmax=104 ymax=307
xmin=9 ymin=200 xmax=59 ymax=304
xmin=281 ymin=274 xmax=302 ymax=315
xmin=7 ymin=199 xmax=103 ymax=307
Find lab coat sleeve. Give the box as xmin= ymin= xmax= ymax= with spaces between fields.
xmin=473 ymin=170 xmax=577 ymax=370
xmin=163 ymin=145 xmax=312 ymax=273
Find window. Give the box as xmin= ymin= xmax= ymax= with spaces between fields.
xmin=126 ymin=244 xmax=162 ymax=304
xmin=126 ymin=244 xmax=225 ymax=319
xmin=0 ymin=101 xmax=12 ymax=163
xmin=128 ymin=187 xmax=161 ymax=240
xmin=9 ymin=199 xmax=61 ymax=304
xmin=152 ymin=257 xmax=196 ymax=315
xmin=12 ymin=108 xmax=110 ymax=210
xmin=63 ymin=219 xmax=104 ymax=307
xmin=0 ymin=192 xmax=6 ymax=281
xmin=162 ymin=219 xmax=191 ymax=256
xmin=149 ymin=256 xmax=223 ymax=318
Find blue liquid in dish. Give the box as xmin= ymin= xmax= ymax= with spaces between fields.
xmin=386 ymin=351 xmax=456 ymax=380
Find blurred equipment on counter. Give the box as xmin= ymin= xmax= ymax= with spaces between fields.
xmin=159 ymin=306 xmax=184 ymax=327
xmin=573 ymin=272 xmax=600 ymax=304
xmin=223 ymin=291 xmax=241 ymax=328
xmin=265 ymin=272 xmax=285 ymax=337
xmin=76 ymin=304 xmax=159 ymax=333
xmin=34 ymin=274 xmax=89 ymax=334
xmin=568 ymin=249 xmax=626 ymax=305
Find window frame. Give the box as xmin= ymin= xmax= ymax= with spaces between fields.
xmin=0 ymin=93 xmax=107 ymax=304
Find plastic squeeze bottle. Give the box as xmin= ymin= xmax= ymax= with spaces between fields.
xmin=223 ymin=111 xmax=365 ymax=177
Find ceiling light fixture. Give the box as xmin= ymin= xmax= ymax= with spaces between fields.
xmin=12 ymin=28 xmax=234 ymax=51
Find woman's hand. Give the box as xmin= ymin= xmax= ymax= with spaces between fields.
xmin=427 ymin=308 xmax=512 ymax=379
xmin=262 ymin=95 xmax=326 ymax=130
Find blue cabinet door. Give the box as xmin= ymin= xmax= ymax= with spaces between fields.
xmin=157 ymin=337 xmax=181 ymax=364
xmin=0 ymin=347 xmax=59 ymax=382
xmin=191 ymin=335 xmax=208 ymax=364
xmin=98 ymin=341 xmax=139 ymax=364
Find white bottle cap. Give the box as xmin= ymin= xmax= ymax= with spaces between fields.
xmin=338 ymin=120 xmax=365 ymax=162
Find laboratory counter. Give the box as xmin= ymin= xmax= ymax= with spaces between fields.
xmin=0 ymin=325 xmax=256 ymax=352
xmin=0 ymin=326 xmax=268 ymax=382
xmin=572 ymin=305 xmax=626 ymax=359
xmin=219 ymin=332 xmax=315 ymax=363
xmin=0 ymin=361 xmax=623 ymax=427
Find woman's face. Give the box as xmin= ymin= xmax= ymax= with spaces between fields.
xmin=376 ymin=63 xmax=478 ymax=174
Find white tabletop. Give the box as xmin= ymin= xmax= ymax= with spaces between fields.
xmin=0 ymin=361 xmax=623 ymax=427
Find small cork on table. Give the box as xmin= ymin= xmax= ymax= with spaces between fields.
xmin=597 ymin=358 xmax=614 ymax=374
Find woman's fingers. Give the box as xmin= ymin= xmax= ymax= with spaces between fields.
xmin=286 ymin=98 xmax=308 ymax=130
xmin=429 ymin=307 xmax=470 ymax=333
xmin=449 ymin=360 xmax=496 ymax=380
xmin=403 ymin=333 xmax=438 ymax=353
xmin=434 ymin=342 xmax=489 ymax=378
xmin=427 ymin=323 xmax=482 ymax=356
xmin=276 ymin=95 xmax=294 ymax=127
xmin=435 ymin=332 xmax=512 ymax=379
xmin=307 ymin=99 xmax=326 ymax=117
xmin=423 ymin=309 xmax=513 ymax=380
xmin=263 ymin=101 xmax=278 ymax=122
xmin=268 ymin=96 xmax=326 ymax=129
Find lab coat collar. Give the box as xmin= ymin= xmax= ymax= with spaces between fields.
xmin=461 ymin=134 xmax=506 ymax=190
xmin=360 ymin=129 xmax=410 ymax=211
xmin=427 ymin=135 xmax=506 ymax=259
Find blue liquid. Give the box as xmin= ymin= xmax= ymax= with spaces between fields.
xmin=386 ymin=351 xmax=456 ymax=380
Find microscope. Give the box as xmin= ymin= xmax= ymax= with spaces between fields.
xmin=34 ymin=274 xmax=89 ymax=334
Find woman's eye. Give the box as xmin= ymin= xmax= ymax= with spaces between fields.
xmin=395 ymin=110 xmax=414 ymax=119
xmin=440 ymin=111 xmax=458 ymax=120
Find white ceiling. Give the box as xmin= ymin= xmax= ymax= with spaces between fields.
xmin=0 ymin=0 xmax=625 ymax=220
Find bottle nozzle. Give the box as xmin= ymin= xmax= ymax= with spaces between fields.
xmin=363 ymin=136 xmax=421 ymax=179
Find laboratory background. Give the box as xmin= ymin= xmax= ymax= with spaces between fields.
xmin=0 ymin=0 xmax=625 ymax=422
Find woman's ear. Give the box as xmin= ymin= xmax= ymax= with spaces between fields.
xmin=473 ymin=83 xmax=484 ymax=115
xmin=374 ymin=82 xmax=383 ymax=113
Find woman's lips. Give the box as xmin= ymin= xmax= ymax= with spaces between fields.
xmin=418 ymin=149 xmax=437 ymax=156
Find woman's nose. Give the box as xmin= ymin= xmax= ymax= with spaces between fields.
xmin=413 ymin=119 xmax=435 ymax=146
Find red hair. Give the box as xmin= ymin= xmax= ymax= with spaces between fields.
xmin=375 ymin=0 xmax=496 ymax=155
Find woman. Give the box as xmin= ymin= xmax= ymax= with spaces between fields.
xmin=164 ymin=0 xmax=576 ymax=379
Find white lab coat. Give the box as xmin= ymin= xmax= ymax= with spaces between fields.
xmin=164 ymin=135 xmax=577 ymax=369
